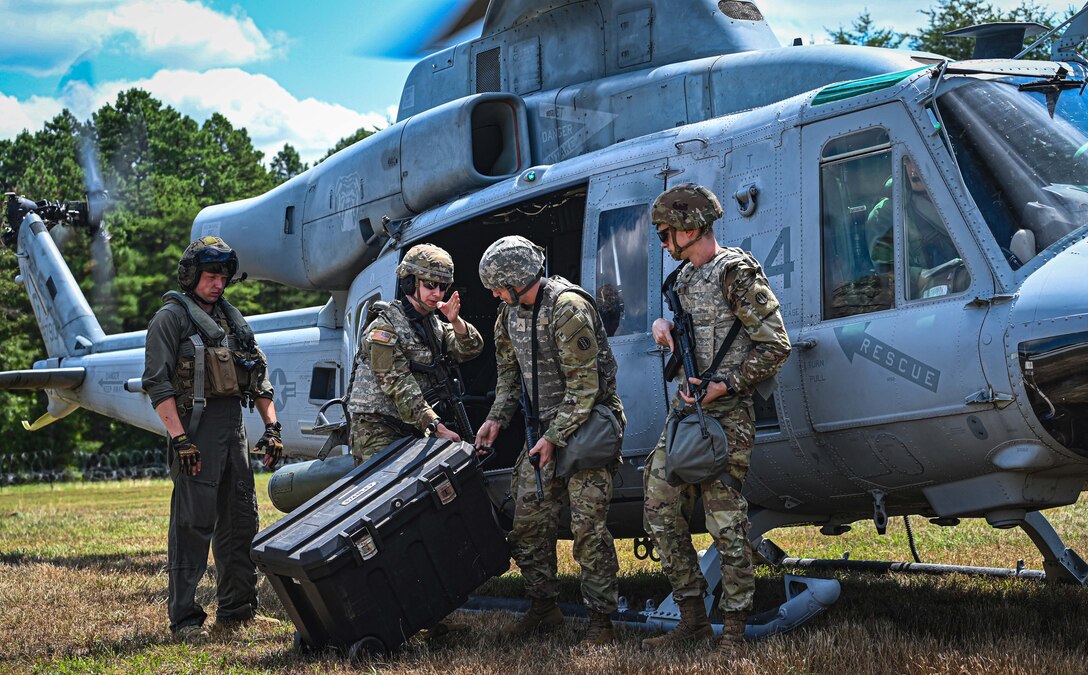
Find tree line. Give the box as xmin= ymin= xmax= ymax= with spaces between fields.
xmin=0 ymin=89 xmax=373 ymax=460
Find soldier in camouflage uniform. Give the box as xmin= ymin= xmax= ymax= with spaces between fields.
xmin=143 ymin=237 xmax=283 ymax=643
xmin=641 ymin=185 xmax=791 ymax=655
xmin=347 ymin=244 xmax=483 ymax=465
xmin=474 ymin=235 xmax=626 ymax=645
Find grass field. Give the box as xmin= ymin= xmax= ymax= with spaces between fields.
xmin=2 ymin=477 xmax=1087 ymax=674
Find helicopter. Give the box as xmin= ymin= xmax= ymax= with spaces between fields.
xmin=5 ymin=0 xmax=1088 ymax=635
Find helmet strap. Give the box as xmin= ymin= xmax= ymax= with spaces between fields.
xmin=509 ymin=269 xmax=543 ymax=305
xmin=669 ymin=228 xmax=705 ymax=259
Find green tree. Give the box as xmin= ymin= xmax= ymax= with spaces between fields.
xmin=317 ymin=126 xmax=378 ymax=164
xmin=270 ymin=143 xmax=308 ymax=182
xmin=828 ymin=10 xmax=904 ymax=48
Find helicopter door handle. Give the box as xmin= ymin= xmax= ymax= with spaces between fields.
xmin=796 ymin=338 xmax=818 ymax=350
xmin=646 ymin=345 xmax=671 ymax=356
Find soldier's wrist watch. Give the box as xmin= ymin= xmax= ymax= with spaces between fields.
xmin=425 ymin=419 xmax=441 ymax=437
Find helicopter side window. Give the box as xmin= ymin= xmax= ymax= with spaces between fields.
xmin=596 ymin=204 xmax=650 ymax=336
xmin=820 ymin=130 xmax=894 ymax=320
xmin=892 ymin=155 xmax=970 ymax=300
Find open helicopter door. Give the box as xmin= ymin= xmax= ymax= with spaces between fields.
xmin=795 ymin=104 xmax=995 ymax=507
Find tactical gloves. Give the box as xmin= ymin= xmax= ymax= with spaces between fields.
xmin=173 ymin=433 xmax=201 ymax=475
xmin=255 ymin=421 xmax=284 ymax=469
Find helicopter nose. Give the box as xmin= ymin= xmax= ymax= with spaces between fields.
xmin=1007 ymin=236 xmax=1088 ymax=457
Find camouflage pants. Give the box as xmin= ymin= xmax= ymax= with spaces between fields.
xmin=642 ymin=407 xmax=755 ymax=613
xmin=349 ymin=413 xmax=412 ymax=466
xmin=508 ymin=450 xmax=619 ymax=614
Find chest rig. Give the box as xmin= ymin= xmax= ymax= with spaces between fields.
xmin=165 ymin=291 xmax=262 ymax=433
xmin=672 ymin=248 xmax=754 ymax=383
xmin=503 ymin=276 xmax=617 ymax=423
xmin=348 ymin=300 xmax=444 ymax=419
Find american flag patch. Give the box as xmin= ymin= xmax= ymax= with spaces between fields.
xmin=370 ymin=329 xmax=394 ymax=344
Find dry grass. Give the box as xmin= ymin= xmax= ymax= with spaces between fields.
xmin=1 ymin=478 xmax=1087 ymax=673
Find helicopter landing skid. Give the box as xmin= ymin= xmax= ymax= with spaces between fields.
xmin=641 ymin=544 xmax=841 ymax=639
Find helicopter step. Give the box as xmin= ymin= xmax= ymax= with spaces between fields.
xmin=640 ymin=544 xmax=841 ymax=639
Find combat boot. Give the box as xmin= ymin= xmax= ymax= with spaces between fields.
xmin=718 ymin=611 xmax=747 ymax=657
xmin=502 ymin=598 xmax=564 ymax=638
xmin=640 ymin=596 xmax=713 ymax=649
xmin=578 ymin=611 xmax=615 ymax=645
xmin=172 ymin=624 xmax=209 ymax=644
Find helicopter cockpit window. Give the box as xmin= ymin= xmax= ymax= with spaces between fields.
xmin=937 ymin=76 xmax=1088 ymax=269
xmin=820 ymin=129 xmax=894 ymax=319
xmin=867 ymin=155 xmax=969 ymax=300
xmin=596 ymin=204 xmax=650 ymax=336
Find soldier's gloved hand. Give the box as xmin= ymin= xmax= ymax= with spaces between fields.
xmin=254 ymin=421 xmax=283 ymax=469
xmin=173 ymin=433 xmax=201 ymax=476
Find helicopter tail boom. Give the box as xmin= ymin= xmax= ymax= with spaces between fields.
xmin=15 ymin=211 xmax=106 ymax=359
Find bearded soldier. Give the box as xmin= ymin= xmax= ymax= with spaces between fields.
xmin=641 ymin=185 xmax=791 ymax=654
xmin=143 ymin=236 xmax=283 ymax=642
xmin=474 ymin=235 xmax=626 ymax=645
xmin=347 ymin=243 xmax=483 ymax=463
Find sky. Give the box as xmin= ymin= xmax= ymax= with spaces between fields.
xmin=0 ymin=0 xmax=1079 ymax=164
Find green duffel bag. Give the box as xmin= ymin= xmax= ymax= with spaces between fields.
xmin=663 ymin=412 xmax=731 ymax=487
xmin=555 ymin=404 xmax=623 ymax=479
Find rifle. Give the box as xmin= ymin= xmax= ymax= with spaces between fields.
xmin=520 ymin=385 xmax=546 ymax=501
xmin=410 ymin=316 xmax=477 ymax=443
xmin=662 ymin=274 xmax=710 ymax=440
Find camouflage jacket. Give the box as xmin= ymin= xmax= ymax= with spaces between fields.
xmin=671 ymin=247 xmax=791 ymax=414
xmin=487 ymin=276 xmax=623 ymax=447
xmin=347 ymin=299 xmax=483 ymax=432
xmin=142 ymin=294 xmax=273 ymax=414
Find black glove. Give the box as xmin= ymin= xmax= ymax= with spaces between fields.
xmin=254 ymin=421 xmax=283 ymax=469
xmin=173 ymin=433 xmax=201 ymax=475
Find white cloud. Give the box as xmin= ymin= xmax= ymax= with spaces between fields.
xmin=0 ymin=92 xmax=64 ymax=139
xmin=0 ymin=0 xmax=283 ymax=76
xmin=2 ymin=68 xmax=389 ymax=164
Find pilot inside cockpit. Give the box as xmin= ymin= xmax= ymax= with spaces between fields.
xmin=866 ymin=155 xmax=969 ymax=299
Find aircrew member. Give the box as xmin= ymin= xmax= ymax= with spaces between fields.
xmin=143 ymin=236 xmax=282 ymax=642
xmin=474 ymin=235 xmax=626 ymax=645
xmin=642 ymin=184 xmax=791 ymax=655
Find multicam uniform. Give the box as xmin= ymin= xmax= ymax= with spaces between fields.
xmin=143 ymin=291 xmax=273 ymax=633
xmin=347 ymin=299 xmax=483 ymax=464
xmin=644 ymin=248 xmax=791 ymax=613
xmin=486 ymin=276 xmax=626 ymax=615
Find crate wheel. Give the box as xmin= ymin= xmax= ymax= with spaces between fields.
xmin=347 ymin=636 xmax=385 ymax=661
xmin=292 ymin=630 xmax=313 ymax=654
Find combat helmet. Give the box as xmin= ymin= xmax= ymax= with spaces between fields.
xmin=651 ymin=183 xmax=723 ymax=232
xmin=396 ymin=243 xmax=454 ymax=296
xmin=478 ymin=235 xmax=545 ymax=303
xmin=177 ymin=236 xmax=238 ymax=291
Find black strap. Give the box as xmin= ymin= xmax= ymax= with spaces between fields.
xmin=529 ymin=284 xmax=545 ymax=438
xmin=703 ymin=319 xmax=742 ymax=381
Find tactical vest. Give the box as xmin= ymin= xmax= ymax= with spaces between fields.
xmin=673 ymin=248 xmax=754 ymax=383
xmin=165 ymin=291 xmax=265 ymax=413
xmin=503 ymin=276 xmax=618 ymax=423
xmin=348 ymin=300 xmax=442 ymax=420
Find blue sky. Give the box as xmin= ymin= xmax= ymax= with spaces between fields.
xmin=0 ymin=0 xmax=1078 ymax=163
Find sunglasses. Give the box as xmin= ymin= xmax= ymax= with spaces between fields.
xmin=654 ymin=227 xmax=671 ymax=243
xmin=420 ymin=279 xmax=450 ymax=292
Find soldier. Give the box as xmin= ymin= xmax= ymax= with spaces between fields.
xmin=143 ymin=236 xmax=283 ymax=642
xmin=641 ymin=184 xmax=791 ymax=654
xmin=474 ymin=235 xmax=626 ymax=645
xmin=346 ymin=243 xmax=483 ymax=465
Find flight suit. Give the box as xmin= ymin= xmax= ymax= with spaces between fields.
xmin=643 ymin=248 xmax=791 ymax=613
xmin=143 ymin=294 xmax=273 ymax=633
xmin=487 ymin=276 xmax=626 ymax=615
xmin=347 ymin=299 xmax=483 ymax=464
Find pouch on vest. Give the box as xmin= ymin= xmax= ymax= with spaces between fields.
xmin=204 ymin=346 xmax=242 ymax=398
xmin=555 ymin=404 xmax=622 ymax=479
xmin=663 ymin=412 xmax=730 ymax=487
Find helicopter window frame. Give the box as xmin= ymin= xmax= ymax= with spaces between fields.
xmin=593 ymin=203 xmax=652 ymax=337
xmin=818 ymin=128 xmax=897 ymax=321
